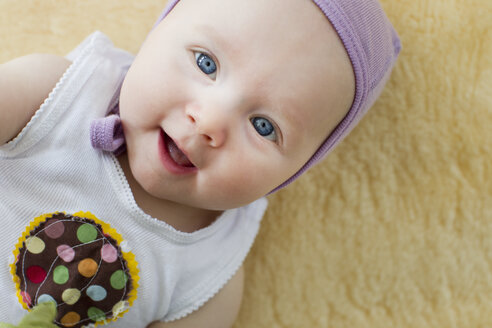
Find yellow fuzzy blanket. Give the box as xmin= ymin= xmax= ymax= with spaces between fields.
xmin=1 ymin=1 xmax=491 ymax=327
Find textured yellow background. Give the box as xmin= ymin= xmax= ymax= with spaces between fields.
xmin=1 ymin=0 xmax=491 ymax=327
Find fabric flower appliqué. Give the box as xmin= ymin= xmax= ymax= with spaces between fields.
xmin=10 ymin=212 xmax=139 ymax=328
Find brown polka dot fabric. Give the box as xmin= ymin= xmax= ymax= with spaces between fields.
xmin=12 ymin=212 xmax=138 ymax=328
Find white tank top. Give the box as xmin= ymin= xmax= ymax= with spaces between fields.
xmin=0 ymin=31 xmax=267 ymax=326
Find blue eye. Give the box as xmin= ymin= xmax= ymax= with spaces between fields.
xmin=251 ymin=117 xmax=277 ymax=141
xmin=195 ymin=52 xmax=217 ymax=79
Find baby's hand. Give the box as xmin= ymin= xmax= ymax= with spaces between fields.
xmin=0 ymin=302 xmax=58 ymax=328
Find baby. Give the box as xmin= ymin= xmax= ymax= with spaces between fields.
xmin=0 ymin=0 xmax=400 ymax=327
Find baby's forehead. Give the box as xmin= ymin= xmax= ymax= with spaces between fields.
xmin=176 ymin=0 xmax=339 ymax=45
xmin=178 ymin=0 xmax=350 ymax=81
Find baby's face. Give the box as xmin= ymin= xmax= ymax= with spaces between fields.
xmin=119 ymin=0 xmax=354 ymax=210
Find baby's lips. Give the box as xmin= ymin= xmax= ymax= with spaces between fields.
xmin=162 ymin=128 xmax=201 ymax=169
xmin=167 ymin=137 xmax=195 ymax=167
xmin=170 ymin=132 xmax=204 ymax=167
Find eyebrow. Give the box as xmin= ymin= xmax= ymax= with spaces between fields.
xmin=195 ymin=24 xmax=229 ymax=48
xmin=267 ymin=95 xmax=305 ymax=150
xmin=193 ymin=24 xmax=232 ymax=54
xmin=278 ymin=99 xmax=304 ymax=133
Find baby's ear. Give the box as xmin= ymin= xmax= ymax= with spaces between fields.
xmin=0 ymin=302 xmax=58 ymax=328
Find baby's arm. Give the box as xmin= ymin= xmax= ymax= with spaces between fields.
xmin=148 ymin=265 xmax=244 ymax=328
xmin=0 ymin=54 xmax=71 ymax=144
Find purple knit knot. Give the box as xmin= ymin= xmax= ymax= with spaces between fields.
xmin=90 ymin=113 xmax=126 ymax=156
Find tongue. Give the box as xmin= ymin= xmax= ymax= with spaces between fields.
xmin=167 ymin=139 xmax=194 ymax=167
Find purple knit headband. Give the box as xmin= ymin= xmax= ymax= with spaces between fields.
xmin=91 ymin=0 xmax=401 ymax=191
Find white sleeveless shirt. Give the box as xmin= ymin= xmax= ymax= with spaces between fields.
xmin=0 ymin=32 xmax=267 ymax=326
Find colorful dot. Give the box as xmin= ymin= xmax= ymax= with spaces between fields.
xmin=87 ymin=307 xmax=106 ymax=322
xmin=62 ymin=288 xmax=81 ymax=305
xmin=78 ymin=258 xmax=98 ymax=278
xmin=101 ymin=244 xmax=117 ymax=263
xmin=20 ymin=291 xmax=31 ymax=307
xmin=87 ymin=285 xmax=107 ymax=302
xmin=77 ymin=224 xmax=98 ymax=243
xmin=44 ymin=219 xmax=65 ymax=239
xmin=60 ymin=311 xmax=80 ymax=327
xmin=110 ymin=270 xmax=128 ymax=290
xmin=37 ymin=294 xmax=57 ymax=306
xmin=112 ymin=301 xmax=129 ymax=316
xmin=25 ymin=236 xmax=45 ymax=254
xmin=26 ymin=265 xmax=47 ymax=284
xmin=57 ymin=244 xmax=75 ymax=262
xmin=53 ymin=265 xmax=69 ymax=284
xmin=119 ymin=240 xmax=131 ymax=252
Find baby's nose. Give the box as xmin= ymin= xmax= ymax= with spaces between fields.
xmin=186 ymin=107 xmax=228 ymax=148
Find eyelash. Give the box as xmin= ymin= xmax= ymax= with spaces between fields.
xmin=193 ymin=51 xmax=218 ymax=80
xmin=250 ymin=116 xmax=280 ymax=143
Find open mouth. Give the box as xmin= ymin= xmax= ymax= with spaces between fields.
xmin=158 ymin=129 xmax=197 ymax=174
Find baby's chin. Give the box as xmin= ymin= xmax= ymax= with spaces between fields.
xmin=153 ymin=187 xmax=264 ymax=211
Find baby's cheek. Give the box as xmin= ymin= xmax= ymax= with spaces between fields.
xmin=223 ymin=167 xmax=274 ymax=200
